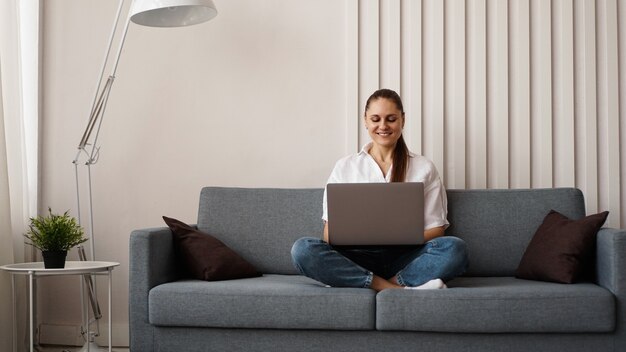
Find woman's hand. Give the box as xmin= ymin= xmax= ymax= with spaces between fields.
xmin=424 ymin=225 xmax=446 ymax=242
xmin=323 ymin=222 xmax=329 ymax=242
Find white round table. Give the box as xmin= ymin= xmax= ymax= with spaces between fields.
xmin=0 ymin=261 xmax=120 ymax=352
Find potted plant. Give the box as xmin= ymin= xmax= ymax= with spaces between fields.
xmin=24 ymin=208 xmax=88 ymax=268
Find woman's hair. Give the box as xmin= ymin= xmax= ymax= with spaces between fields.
xmin=364 ymin=89 xmax=409 ymax=183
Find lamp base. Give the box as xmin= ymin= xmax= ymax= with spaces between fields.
xmin=75 ymin=341 xmax=116 ymax=352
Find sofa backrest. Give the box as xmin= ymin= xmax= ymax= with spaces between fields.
xmin=446 ymin=188 xmax=586 ymax=276
xmin=197 ymin=187 xmax=324 ymax=274
xmin=197 ymin=187 xmax=586 ymax=276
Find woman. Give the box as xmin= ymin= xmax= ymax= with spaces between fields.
xmin=291 ymin=89 xmax=468 ymax=292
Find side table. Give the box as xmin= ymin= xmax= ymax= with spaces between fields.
xmin=0 ymin=261 xmax=120 ymax=352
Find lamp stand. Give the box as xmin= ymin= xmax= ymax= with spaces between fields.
xmin=71 ymin=0 xmax=217 ymax=350
xmin=73 ymin=1 xmax=130 ymax=350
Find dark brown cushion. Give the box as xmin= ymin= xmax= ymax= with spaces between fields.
xmin=163 ymin=216 xmax=261 ymax=281
xmin=515 ymin=210 xmax=609 ymax=284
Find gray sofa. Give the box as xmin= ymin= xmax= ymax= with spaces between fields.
xmin=129 ymin=187 xmax=625 ymax=351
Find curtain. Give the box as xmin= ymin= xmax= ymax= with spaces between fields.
xmin=1 ymin=0 xmax=40 ymax=351
xmin=0 ymin=55 xmax=15 ymax=352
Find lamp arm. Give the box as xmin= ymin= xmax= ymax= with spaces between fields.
xmin=73 ymin=0 xmax=133 ymax=166
xmin=81 ymin=75 xmax=115 ymax=164
xmin=78 ymin=76 xmax=114 ymax=150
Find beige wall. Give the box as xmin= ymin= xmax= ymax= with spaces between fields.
xmin=41 ymin=0 xmax=349 ymax=345
xmin=40 ymin=0 xmax=626 ymax=346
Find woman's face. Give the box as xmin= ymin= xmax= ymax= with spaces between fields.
xmin=364 ymin=98 xmax=405 ymax=149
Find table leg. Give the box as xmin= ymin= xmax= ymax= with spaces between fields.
xmin=11 ymin=274 xmax=16 ymax=352
xmin=81 ymin=273 xmax=88 ymax=352
xmin=108 ymin=268 xmax=112 ymax=352
xmin=28 ymin=271 xmax=33 ymax=352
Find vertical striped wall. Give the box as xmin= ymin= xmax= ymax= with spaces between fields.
xmin=345 ymin=0 xmax=625 ymax=228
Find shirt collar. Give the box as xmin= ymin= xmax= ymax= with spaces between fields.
xmin=358 ymin=142 xmax=373 ymax=155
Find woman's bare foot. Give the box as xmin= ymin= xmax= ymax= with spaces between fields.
xmin=370 ymin=275 xmax=403 ymax=291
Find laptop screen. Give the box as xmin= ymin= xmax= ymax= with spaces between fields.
xmin=327 ymin=182 xmax=424 ymax=246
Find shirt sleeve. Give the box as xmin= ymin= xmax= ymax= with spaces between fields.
xmin=423 ymin=167 xmax=450 ymax=230
xmin=322 ymin=161 xmax=342 ymax=222
xmin=322 ymin=188 xmax=328 ymax=222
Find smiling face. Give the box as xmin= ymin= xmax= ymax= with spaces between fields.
xmin=364 ymin=98 xmax=405 ymax=150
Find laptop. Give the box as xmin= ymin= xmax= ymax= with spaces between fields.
xmin=326 ymin=182 xmax=425 ymax=246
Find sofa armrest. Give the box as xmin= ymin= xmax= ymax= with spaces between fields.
xmin=597 ymin=227 xmax=626 ymax=293
xmin=129 ymin=227 xmax=180 ymax=352
xmin=596 ymin=227 xmax=626 ymax=350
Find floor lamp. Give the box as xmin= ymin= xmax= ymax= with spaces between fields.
xmin=71 ymin=0 xmax=217 ymax=350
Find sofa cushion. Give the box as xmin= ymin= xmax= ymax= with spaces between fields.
xmin=515 ymin=210 xmax=609 ymax=284
xmin=149 ymin=274 xmax=376 ymax=330
xmin=446 ymin=188 xmax=586 ymax=276
xmin=162 ymin=216 xmax=261 ymax=281
xmin=376 ymin=277 xmax=615 ymax=333
xmin=197 ymin=187 xmax=324 ymax=274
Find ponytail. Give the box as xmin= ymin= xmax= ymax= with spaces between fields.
xmin=391 ymin=135 xmax=409 ymax=182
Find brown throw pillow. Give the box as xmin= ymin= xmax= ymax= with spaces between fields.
xmin=163 ymin=216 xmax=261 ymax=281
xmin=515 ymin=210 xmax=609 ymax=284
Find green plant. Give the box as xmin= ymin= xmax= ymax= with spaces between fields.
xmin=24 ymin=208 xmax=87 ymax=251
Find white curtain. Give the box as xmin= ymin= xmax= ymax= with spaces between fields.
xmin=0 ymin=0 xmax=40 ymax=351
xmin=0 ymin=56 xmax=15 ymax=352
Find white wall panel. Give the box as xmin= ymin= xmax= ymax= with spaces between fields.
xmin=509 ymin=0 xmax=531 ymax=189
xmin=552 ymin=0 xmax=576 ymax=188
xmin=574 ymin=0 xmax=598 ymax=214
xmin=351 ymin=0 xmax=625 ymax=226
xmin=422 ymin=0 xmax=445 ymax=178
xmin=487 ymin=0 xmax=509 ymax=188
xmin=400 ymin=0 xmax=422 ymax=154
xmin=444 ymin=0 xmax=466 ymax=189
xmin=619 ymin=0 xmax=626 ymax=227
xmin=530 ymin=0 xmax=553 ymax=188
xmin=346 ymin=0 xmax=359 ymax=153
xmin=466 ymin=0 xmax=488 ymax=189
xmin=597 ymin=0 xmax=621 ymax=227
xmin=380 ymin=0 xmax=401 ymax=92
xmin=358 ymin=0 xmax=380 ymax=146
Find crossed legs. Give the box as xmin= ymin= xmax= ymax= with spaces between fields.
xmin=291 ymin=236 xmax=468 ymax=292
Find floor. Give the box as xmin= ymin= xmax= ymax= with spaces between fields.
xmin=38 ymin=346 xmax=129 ymax=352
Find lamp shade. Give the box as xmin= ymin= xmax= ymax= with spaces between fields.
xmin=130 ymin=0 xmax=217 ymax=27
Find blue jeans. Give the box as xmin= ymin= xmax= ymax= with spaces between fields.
xmin=291 ymin=236 xmax=468 ymax=288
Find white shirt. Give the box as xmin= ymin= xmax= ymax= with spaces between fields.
xmin=322 ymin=142 xmax=450 ymax=230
